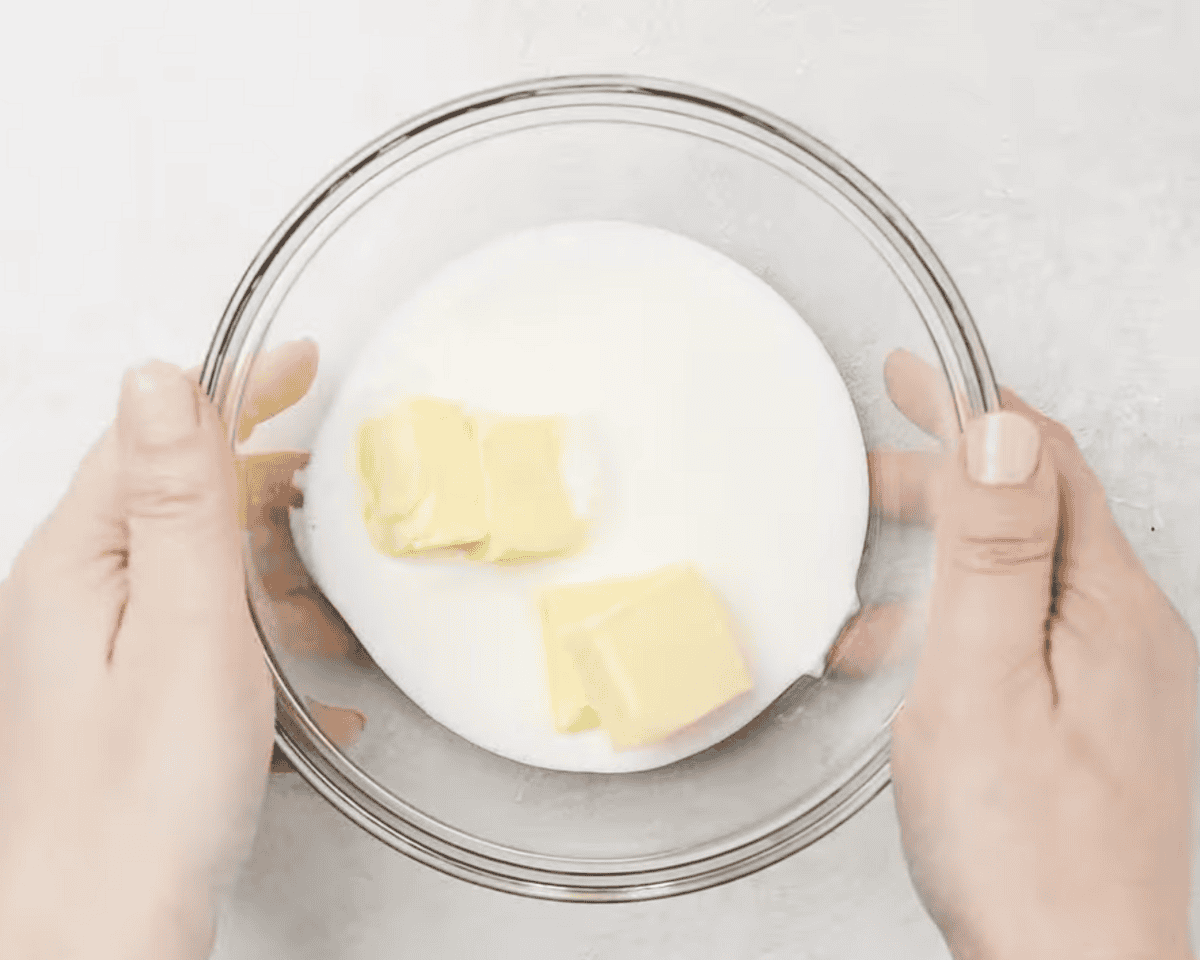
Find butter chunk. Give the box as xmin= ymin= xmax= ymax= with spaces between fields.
xmin=566 ymin=564 xmax=752 ymax=750
xmin=357 ymin=397 xmax=487 ymax=555
xmin=538 ymin=576 xmax=658 ymax=734
xmin=469 ymin=415 xmax=587 ymax=562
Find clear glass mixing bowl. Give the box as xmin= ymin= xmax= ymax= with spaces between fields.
xmin=200 ymin=75 xmax=997 ymax=901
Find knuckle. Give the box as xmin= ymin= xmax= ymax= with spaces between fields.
xmin=953 ymin=535 xmax=1054 ymax=575
xmin=127 ymin=470 xmax=220 ymax=520
xmin=999 ymin=390 xmax=1085 ymax=460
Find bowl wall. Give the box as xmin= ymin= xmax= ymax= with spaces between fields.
xmin=202 ymin=76 xmax=996 ymax=900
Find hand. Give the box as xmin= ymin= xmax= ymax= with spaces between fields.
xmin=835 ymin=351 xmax=1197 ymax=960
xmin=228 ymin=342 xmax=368 ymax=770
xmin=0 ymin=361 xmax=272 ymax=960
xmin=0 ymin=339 xmax=365 ymax=959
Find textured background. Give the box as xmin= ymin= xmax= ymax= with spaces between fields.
xmin=1 ymin=1 xmax=1197 ymax=957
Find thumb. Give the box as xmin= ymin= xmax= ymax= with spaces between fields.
xmin=924 ymin=411 xmax=1059 ymax=703
xmin=114 ymin=361 xmax=246 ymax=672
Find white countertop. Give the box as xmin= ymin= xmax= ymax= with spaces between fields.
xmin=2 ymin=2 xmax=1197 ymax=957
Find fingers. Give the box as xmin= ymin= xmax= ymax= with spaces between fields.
xmin=235 ymin=339 xmax=319 ymax=442
xmin=186 ymin=338 xmax=319 ymax=441
xmin=113 ymin=362 xmax=249 ymax=675
xmin=9 ymin=343 xmax=317 ymax=691
xmin=236 ymin=451 xmax=310 ymax=527
xmin=259 ymin=584 xmax=363 ymax=662
xmin=826 ymin=601 xmax=923 ymax=678
xmin=999 ymin=387 xmax=1122 ymax=554
xmin=307 ymin=699 xmax=367 ymax=748
xmin=271 ymin=699 xmax=367 ymax=773
xmin=881 ymin=353 xmax=1138 ymax=713
xmin=870 ymin=348 xmax=964 ymax=526
xmin=884 ymin=349 xmax=959 ymax=442
xmin=240 ymin=451 xmax=364 ymax=661
xmin=243 ymin=497 xmax=362 ymax=664
xmin=922 ymin=412 xmax=1060 ymax=710
xmin=869 ymin=449 xmax=942 ymax=524
xmin=897 ymin=360 xmax=1118 ymax=573
xmin=878 ymin=350 xmax=1144 ymax=718
xmin=885 ymin=349 xmax=1092 ymax=500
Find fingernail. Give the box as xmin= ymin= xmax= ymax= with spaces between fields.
xmin=122 ymin=360 xmax=199 ymax=446
xmin=306 ymin=698 xmax=366 ymax=748
xmin=964 ymin=411 xmax=1041 ymax=486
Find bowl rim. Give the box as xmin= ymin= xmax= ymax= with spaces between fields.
xmin=203 ymin=72 xmax=998 ymax=901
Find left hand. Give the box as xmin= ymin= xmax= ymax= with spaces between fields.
xmin=219 ymin=342 xmax=368 ymax=771
xmin=0 ymin=339 xmax=365 ymax=959
xmin=0 ymin=361 xmax=273 ymax=960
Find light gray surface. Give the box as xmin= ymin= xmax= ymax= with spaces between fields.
xmin=1 ymin=1 xmax=1197 ymax=957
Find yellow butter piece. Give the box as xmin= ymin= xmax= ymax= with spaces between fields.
xmin=356 ymin=397 xmax=487 ymax=555
xmin=538 ymin=574 xmax=661 ymax=734
xmin=566 ymin=564 xmax=753 ymax=750
xmin=469 ymin=415 xmax=587 ymax=563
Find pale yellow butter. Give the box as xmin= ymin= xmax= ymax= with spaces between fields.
xmin=565 ymin=564 xmax=753 ymax=750
xmin=356 ymin=397 xmax=487 ymax=555
xmin=538 ymin=575 xmax=660 ymax=734
xmin=357 ymin=398 xmax=586 ymax=563
xmin=469 ymin=415 xmax=587 ymax=563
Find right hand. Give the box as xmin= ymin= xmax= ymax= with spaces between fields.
xmin=834 ymin=351 xmax=1197 ymax=960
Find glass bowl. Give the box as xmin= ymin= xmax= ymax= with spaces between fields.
xmin=200 ymin=75 xmax=997 ymax=901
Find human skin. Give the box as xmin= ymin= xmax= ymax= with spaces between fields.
xmin=833 ymin=350 xmax=1197 ymax=960
xmin=0 ymin=361 xmax=273 ymax=959
xmin=0 ymin=344 xmax=362 ymax=958
xmin=0 ymin=345 xmax=1193 ymax=959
